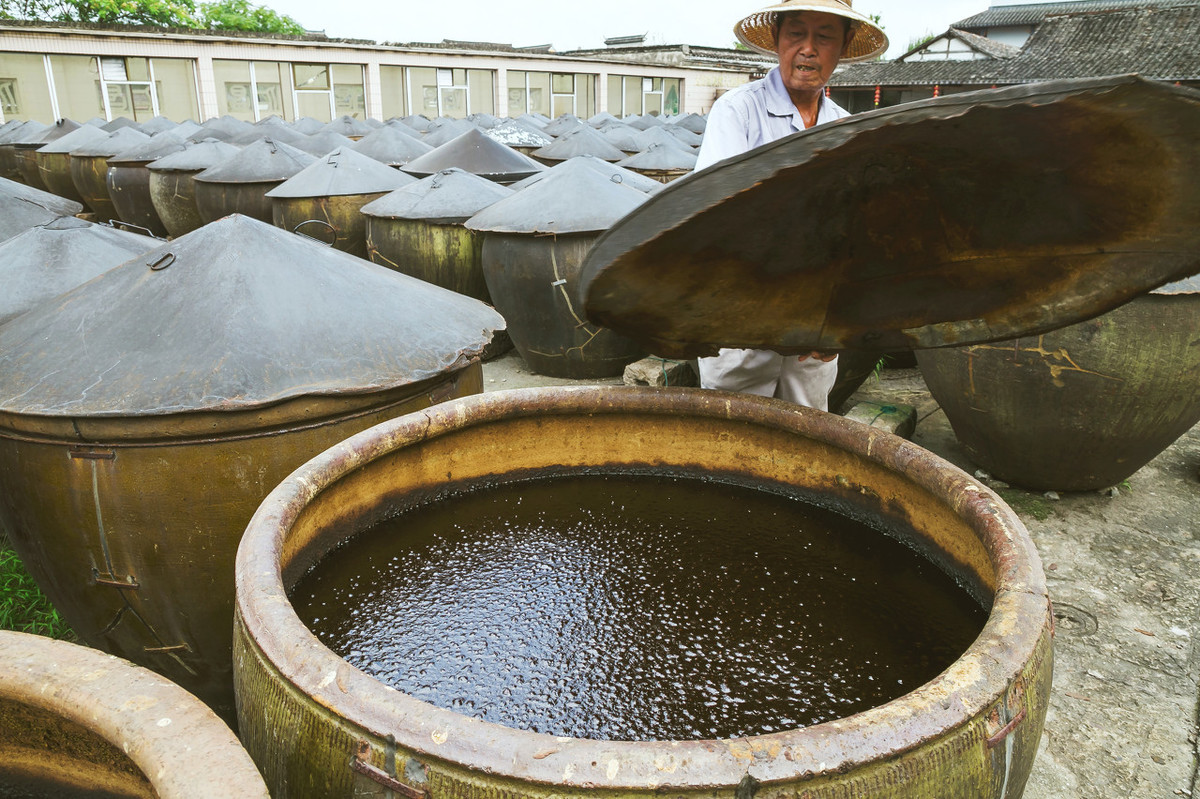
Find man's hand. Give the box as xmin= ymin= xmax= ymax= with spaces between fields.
xmin=797 ymin=351 xmax=838 ymax=363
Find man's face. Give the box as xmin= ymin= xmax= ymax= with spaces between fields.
xmin=774 ymin=11 xmax=851 ymax=96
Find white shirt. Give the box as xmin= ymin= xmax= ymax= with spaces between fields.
xmin=695 ymin=67 xmax=850 ymax=172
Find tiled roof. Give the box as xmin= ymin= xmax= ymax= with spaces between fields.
xmin=832 ymin=4 xmax=1200 ymax=86
xmin=954 ymin=0 xmax=1197 ymax=30
xmin=895 ymin=28 xmax=1021 ymax=61
xmin=560 ymin=44 xmax=774 ymax=71
xmin=394 ymin=39 xmax=555 ymax=53
xmin=948 ymin=28 xmax=1023 ymax=58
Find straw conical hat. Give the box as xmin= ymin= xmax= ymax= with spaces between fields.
xmin=735 ymin=0 xmax=888 ymax=62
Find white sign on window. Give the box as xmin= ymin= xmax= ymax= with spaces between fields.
xmin=101 ymin=57 xmax=128 ymax=82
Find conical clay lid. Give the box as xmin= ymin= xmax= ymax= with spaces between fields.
xmin=0 ymin=214 xmax=504 ymax=421
xmin=265 ymin=147 xmax=416 ymax=198
xmin=466 ymin=158 xmax=647 ymax=235
xmin=147 ymin=139 xmax=241 ymax=173
xmin=193 ymin=138 xmax=315 ymax=184
xmin=361 ymin=168 xmax=514 ymax=223
xmin=403 ymin=128 xmax=543 ymax=182
xmin=0 ymin=217 xmax=157 ymax=326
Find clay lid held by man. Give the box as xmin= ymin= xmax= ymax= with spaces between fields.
xmin=581 ymin=76 xmax=1200 ymax=357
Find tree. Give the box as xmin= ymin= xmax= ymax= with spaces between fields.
xmin=68 ymin=0 xmax=196 ymax=26
xmin=0 ymin=0 xmax=305 ymax=33
xmin=198 ymin=0 xmax=304 ymax=35
xmin=0 ymin=0 xmax=198 ymax=26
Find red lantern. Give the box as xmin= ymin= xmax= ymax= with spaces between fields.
xmin=933 ymin=84 xmax=940 ymax=98
xmin=874 ymin=86 xmax=881 ymax=107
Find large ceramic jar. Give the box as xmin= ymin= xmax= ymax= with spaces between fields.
xmin=917 ymin=276 xmax=1200 ymax=491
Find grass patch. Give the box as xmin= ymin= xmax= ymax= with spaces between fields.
xmin=1 ymin=535 xmax=75 ymax=640
xmin=997 ymin=489 xmax=1054 ymax=522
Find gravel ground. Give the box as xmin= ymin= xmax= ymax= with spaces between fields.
xmin=483 ymin=351 xmax=1200 ymax=799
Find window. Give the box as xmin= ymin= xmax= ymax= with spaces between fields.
xmin=437 ymin=68 xmax=467 ymax=117
xmin=410 ymin=67 xmax=493 ymax=118
xmin=663 ymin=78 xmax=681 ymax=116
xmin=332 ymin=64 xmax=365 ymax=117
xmin=409 ymin=67 xmax=438 ymax=116
xmin=0 ymin=52 xmax=53 ymax=121
xmin=48 ymin=55 xmax=105 ymax=121
xmin=607 ymin=74 xmax=682 ymax=117
xmin=150 ymin=58 xmax=198 ymax=122
xmin=510 ymin=70 xmax=593 ymax=118
xmin=467 ymin=69 xmax=493 ymax=116
xmin=380 ymin=65 xmax=408 ymax=119
xmin=216 ymin=59 xmax=291 ymax=122
xmin=100 ymin=57 xmax=157 ymax=121
xmin=293 ymin=63 xmax=329 ymax=90
xmin=294 ymin=62 xmax=332 ymax=121
xmin=251 ymin=61 xmax=292 ymax=120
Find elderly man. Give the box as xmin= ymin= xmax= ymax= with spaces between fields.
xmin=695 ymin=1 xmax=887 ymax=411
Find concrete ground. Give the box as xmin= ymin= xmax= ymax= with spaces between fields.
xmin=483 ymin=350 xmax=1200 ymax=799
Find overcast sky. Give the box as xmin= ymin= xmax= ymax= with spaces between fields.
xmin=262 ymin=0 xmax=1049 ymax=59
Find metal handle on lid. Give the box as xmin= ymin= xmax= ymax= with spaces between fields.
xmin=107 ymin=220 xmax=167 ymax=240
xmin=293 ymin=219 xmax=337 ymax=247
xmin=148 ymin=253 xmax=175 ymax=271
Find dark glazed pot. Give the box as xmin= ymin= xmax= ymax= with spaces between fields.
xmin=33 ymin=124 xmax=108 ymax=203
xmin=147 ymin=138 xmax=240 ymax=237
xmin=916 ymin=278 xmax=1200 ymax=491
xmin=363 ymin=167 xmax=513 ymax=299
xmin=480 ymin=231 xmax=646 ymax=377
xmin=266 ymin=147 xmax=414 ymax=258
xmin=193 ymin=138 xmax=315 ymax=224
xmin=14 ymin=119 xmax=83 ymax=190
xmin=106 ymin=134 xmax=187 ymax=236
xmin=69 ymin=127 xmax=152 ymax=221
xmin=233 ymin=387 xmax=1052 ymax=799
xmin=0 ymin=120 xmax=48 ymax=181
xmin=467 ymin=159 xmax=648 ymax=378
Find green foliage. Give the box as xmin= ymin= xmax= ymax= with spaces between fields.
xmin=0 ymin=0 xmax=79 ymax=21
xmin=0 ymin=0 xmax=305 ymax=33
xmin=0 ymin=538 xmax=74 ymax=640
xmin=907 ymin=32 xmax=938 ymax=52
xmin=198 ymin=0 xmax=304 ymax=34
xmin=73 ymin=0 xmax=196 ymax=25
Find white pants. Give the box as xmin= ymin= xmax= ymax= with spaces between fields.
xmin=698 ymin=348 xmax=839 ymax=411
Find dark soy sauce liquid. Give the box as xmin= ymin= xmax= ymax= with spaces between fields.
xmin=292 ymin=473 xmax=988 ymax=742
